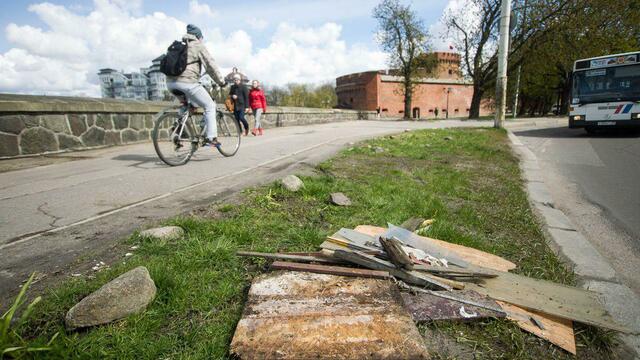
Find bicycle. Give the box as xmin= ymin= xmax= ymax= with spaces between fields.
xmin=152 ymin=88 xmax=241 ymax=166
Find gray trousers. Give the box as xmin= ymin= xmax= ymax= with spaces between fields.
xmin=166 ymin=81 xmax=217 ymax=139
xmin=253 ymin=108 xmax=264 ymax=129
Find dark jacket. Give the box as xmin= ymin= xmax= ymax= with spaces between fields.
xmin=230 ymin=84 xmax=249 ymax=110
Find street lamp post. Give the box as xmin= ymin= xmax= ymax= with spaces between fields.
xmin=494 ymin=0 xmax=512 ymax=128
xmin=445 ymin=87 xmax=452 ymax=119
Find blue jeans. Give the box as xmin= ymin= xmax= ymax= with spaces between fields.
xmin=234 ymin=110 xmax=249 ymax=133
xmin=167 ymin=81 xmax=217 ymax=140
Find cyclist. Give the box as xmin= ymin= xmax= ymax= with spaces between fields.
xmin=166 ymin=24 xmax=226 ymax=147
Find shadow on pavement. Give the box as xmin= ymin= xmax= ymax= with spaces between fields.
xmin=514 ymin=127 xmax=640 ymax=139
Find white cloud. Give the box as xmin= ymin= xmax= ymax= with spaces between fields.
xmin=246 ymin=17 xmax=269 ymax=31
xmin=189 ymin=0 xmax=217 ymax=19
xmin=0 ymin=1 xmax=387 ymax=96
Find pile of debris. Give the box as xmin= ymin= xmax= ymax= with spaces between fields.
xmin=231 ymin=221 xmax=631 ymax=359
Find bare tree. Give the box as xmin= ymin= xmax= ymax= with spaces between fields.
xmin=373 ymin=0 xmax=429 ymax=119
xmin=445 ymin=0 xmax=576 ymax=118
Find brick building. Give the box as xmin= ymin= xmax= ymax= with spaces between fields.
xmin=336 ymin=52 xmax=492 ymax=119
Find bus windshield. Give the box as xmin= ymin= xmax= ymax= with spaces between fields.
xmin=572 ymin=64 xmax=640 ymax=104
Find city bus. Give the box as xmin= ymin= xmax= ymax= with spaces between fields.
xmin=569 ymin=51 xmax=640 ymax=133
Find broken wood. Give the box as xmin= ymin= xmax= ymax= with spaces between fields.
xmin=498 ymin=301 xmax=576 ymax=355
xmin=270 ymin=261 xmax=390 ymax=279
xmin=355 ymin=225 xmax=517 ymax=271
xmin=400 ymin=290 xmax=505 ymax=322
xmin=332 ymin=249 xmax=454 ymax=290
xmin=380 ymin=237 xmax=413 ymax=269
xmin=411 ymin=264 xmax=498 ymax=279
xmin=236 ymin=251 xmax=341 ymax=264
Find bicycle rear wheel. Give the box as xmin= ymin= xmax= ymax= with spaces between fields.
xmin=215 ymin=111 xmax=241 ymax=157
xmin=152 ymin=112 xmax=197 ymax=166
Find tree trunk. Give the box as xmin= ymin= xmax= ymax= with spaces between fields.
xmin=469 ymin=84 xmax=484 ymax=119
xmin=404 ymin=79 xmax=413 ymax=119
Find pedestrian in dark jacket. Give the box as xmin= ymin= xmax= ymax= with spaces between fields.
xmin=249 ymin=80 xmax=267 ymax=136
xmin=229 ymin=74 xmax=249 ymax=136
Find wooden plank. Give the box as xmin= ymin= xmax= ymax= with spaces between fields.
xmin=412 ymin=264 xmax=498 ymax=279
xmin=498 ymin=301 xmax=576 ymax=355
xmin=400 ymin=217 xmax=427 ymax=232
xmin=332 ymin=249 xmax=454 ymax=291
xmin=401 ymin=290 xmax=505 ymax=322
xmin=465 ymin=270 xmax=631 ymax=333
xmin=230 ymin=271 xmax=430 ymax=359
xmin=354 ymin=225 xmax=516 ymax=272
xmin=270 ymin=261 xmax=390 ymax=279
xmin=236 ymin=251 xmax=341 ymax=264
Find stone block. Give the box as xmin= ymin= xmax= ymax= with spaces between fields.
xmin=23 ymin=115 xmax=40 ymax=128
xmin=81 ymin=126 xmax=106 ymax=147
xmin=68 ymin=114 xmax=87 ymax=136
xmin=130 ymin=114 xmax=145 ymax=130
xmin=144 ymin=114 xmax=153 ymax=129
xmin=547 ymin=227 xmax=616 ymax=280
xmin=105 ymin=131 xmax=121 ymax=146
xmin=0 ymin=115 xmax=25 ymax=134
xmin=58 ymin=134 xmax=83 ymax=150
xmin=0 ymin=133 xmax=19 ymax=157
xmin=86 ymin=114 xmax=96 ymax=127
xmin=20 ymin=127 xmax=58 ymax=154
xmin=40 ymin=115 xmax=70 ymax=134
xmin=137 ymin=129 xmax=150 ymax=141
xmin=114 ymin=114 xmax=129 ymax=129
xmin=95 ymin=114 xmax=113 ymax=130
xmin=122 ymin=129 xmax=138 ymax=143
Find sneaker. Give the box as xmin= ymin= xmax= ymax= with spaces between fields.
xmin=202 ymin=138 xmax=222 ymax=148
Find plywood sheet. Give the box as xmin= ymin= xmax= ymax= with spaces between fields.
xmin=498 ymin=301 xmax=576 ymax=355
xmin=466 ymin=270 xmax=630 ymax=333
xmin=401 ymin=290 xmax=505 ymax=322
xmin=230 ymin=271 xmax=429 ymax=359
xmin=355 ymin=225 xmax=516 ymax=272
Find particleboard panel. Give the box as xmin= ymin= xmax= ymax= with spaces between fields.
xmin=230 ymin=271 xmax=429 ymax=360
xmin=498 ymin=301 xmax=576 ymax=355
xmin=355 ymin=225 xmax=516 ymax=271
xmin=465 ymin=271 xmax=629 ymax=333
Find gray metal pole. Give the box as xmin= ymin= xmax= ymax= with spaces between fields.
xmin=494 ymin=0 xmax=512 ymax=128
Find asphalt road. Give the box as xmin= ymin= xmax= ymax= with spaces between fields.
xmin=0 ymin=119 xmax=490 ymax=298
xmin=513 ymin=125 xmax=640 ymax=295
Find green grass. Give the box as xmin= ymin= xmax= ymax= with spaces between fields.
xmin=9 ymin=128 xmax=615 ymax=359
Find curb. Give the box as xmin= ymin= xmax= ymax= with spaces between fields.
xmin=506 ymin=129 xmax=640 ymax=357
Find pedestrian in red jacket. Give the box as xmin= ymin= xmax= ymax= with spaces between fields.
xmin=249 ymin=80 xmax=267 ymax=136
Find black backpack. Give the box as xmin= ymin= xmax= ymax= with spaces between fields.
xmin=160 ymin=41 xmax=190 ymax=76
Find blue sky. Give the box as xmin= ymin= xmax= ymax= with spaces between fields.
xmin=0 ymin=0 xmax=454 ymax=96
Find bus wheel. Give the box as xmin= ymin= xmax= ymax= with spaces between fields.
xmin=585 ymin=127 xmax=597 ymax=135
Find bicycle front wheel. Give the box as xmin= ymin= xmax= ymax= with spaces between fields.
xmin=152 ymin=112 xmax=197 ymax=166
xmin=215 ymin=111 xmax=241 ymax=157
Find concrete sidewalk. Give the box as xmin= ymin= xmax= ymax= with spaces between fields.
xmin=508 ymin=127 xmax=640 ymax=358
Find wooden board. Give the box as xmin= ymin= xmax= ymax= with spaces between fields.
xmin=465 ymin=270 xmax=630 ymax=333
xmin=230 ymin=271 xmax=429 ymax=359
xmin=401 ymin=290 xmax=505 ymax=322
xmin=498 ymin=301 xmax=576 ymax=355
xmin=333 ymin=249 xmax=455 ymax=291
xmin=236 ymin=251 xmax=341 ymax=264
xmin=270 ymin=261 xmax=390 ymax=279
xmin=354 ymin=225 xmax=630 ymax=333
xmin=355 ymin=225 xmax=516 ymax=272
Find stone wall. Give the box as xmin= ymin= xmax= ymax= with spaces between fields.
xmin=0 ymin=94 xmax=375 ymax=158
